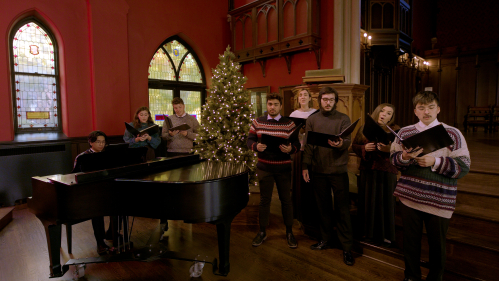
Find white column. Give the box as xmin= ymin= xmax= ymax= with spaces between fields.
xmin=333 ymin=0 xmax=361 ymax=84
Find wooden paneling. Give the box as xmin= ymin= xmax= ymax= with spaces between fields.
xmin=267 ymin=7 xmax=278 ymax=42
xmin=235 ymin=19 xmax=244 ymax=51
xmin=282 ymin=1 xmax=294 ymax=38
xmin=423 ymin=45 xmax=499 ymax=129
xmin=296 ymin=0 xmax=307 ymax=35
xmin=244 ymin=16 xmax=253 ymax=49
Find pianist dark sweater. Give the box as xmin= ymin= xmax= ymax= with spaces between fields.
xmin=247 ymin=115 xmax=300 ymax=173
xmin=73 ymin=148 xmax=96 ymax=172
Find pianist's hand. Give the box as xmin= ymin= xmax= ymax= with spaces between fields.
xmin=179 ymin=130 xmax=188 ymax=137
xmin=328 ymin=138 xmax=343 ymax=148
xmin=279 ymin=144 xmax=292 ymax=153
xmin=256 ymin=143 xmax=267 ymax=152
xmin=169 ymin=130 xmax=179 ymax=136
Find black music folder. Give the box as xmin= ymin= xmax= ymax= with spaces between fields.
xmin=169 ymin=123 xmax=191 ymax=131
xmin=384 ymin=123 xmax=454 ymax=156
xmin=125 ymin=122 xmax=159 ymax=136
xmin=306 ymin=118 xmax=360 ymax=148
xmin=362 ymin=114 xmax=394 ymax=145
xmin=260 ymin=127 xmax=300 ymax=152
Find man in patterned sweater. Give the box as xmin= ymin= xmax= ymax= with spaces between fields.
xmin=247 ymin=93 xmax=301 ymax=248
xmin=390 ymin=91 xmax=471 ymax=281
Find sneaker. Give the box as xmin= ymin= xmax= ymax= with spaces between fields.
xmin=252 ymin=232 xmax=267 ymax=247
xmin=286 ymin=232 xmax=297 ymax=248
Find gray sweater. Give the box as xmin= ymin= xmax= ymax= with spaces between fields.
xmin=161 ymin=114 xmax=199 ymax=153
xmin=302 ymin=109 xmax=351 ymax=174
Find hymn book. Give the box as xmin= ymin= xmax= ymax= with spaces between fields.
xmin=124 ymin=122 xmax=159 ymax=137
xmin=382 ymin=122 xmax=454 ymax=156
xmin=362 ymin=114 xmax=395 ymax=145
xmin=306 ymin=118 xmax=360 ymax=148
xmin=260 ymin=127 xmax=301 ymax=153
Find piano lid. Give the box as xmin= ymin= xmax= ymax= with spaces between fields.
xmin=115 ymin=160 xmax=248 ymax=183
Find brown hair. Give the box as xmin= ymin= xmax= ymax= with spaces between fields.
xmin=266 ymin=93 xmax=282 ymax=105
xmin=133 ymin=106 xmax=154 ymax=128
xmin=353 ymin=103 xmax=398 ymax=144
xmin=295 ymin=88 xmax=314 ymax=110
xmin=412 ymin=91 xmax=439 ymax=108
xmin=318 ymin=86 xmax=339 ymax=110
xmin=371 ymin=103 xmax=396 ymax=128
xmin=172 ymin=97 xmax=184 ymax=105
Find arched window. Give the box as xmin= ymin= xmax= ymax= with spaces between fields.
xmin=10 ymin=18 xmax=61 ymax=132
xmin=148 ymin=36 xmax=206 ymax=125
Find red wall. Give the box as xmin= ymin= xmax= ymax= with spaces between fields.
xmin=235 ymin=0 xmax=336 ymax=93
xmin=0 ymin=0 xmax=230 ymax=141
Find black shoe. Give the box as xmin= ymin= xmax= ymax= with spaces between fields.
xmin=97 ymin=243 xmax=109 ymax=255
xmin=252 ymin=232 xmax=267 ymax=247
xmin=403 ymin=278 xmax=414 ymax=281
xmin=343 ymin=251 xmax=354 ymax=266
xmin=286 ymin=233 xmax=297 ymax=248
xmin=310 ymin=240 xmax=330 ymax=250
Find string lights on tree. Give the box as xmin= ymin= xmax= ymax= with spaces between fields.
xmin=193 ymin=46 xmax=257 ymax=185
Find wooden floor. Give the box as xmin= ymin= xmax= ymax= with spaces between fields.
xmin=0 ymin=131 xmax=497 ymax=281
xmin=0 ymin=203 xmax=406 ymax=280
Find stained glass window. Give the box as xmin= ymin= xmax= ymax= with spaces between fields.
xmin=11 ymin=21 xmax=60 ymax=131
xmin=148 ymin=36 xmax=205 ymax=126
xmin=149 ymin=89 xmax=173 ymax=126
xmin=180 ymin=90 xmax=202 ymax=123
xmin=179 ymin=53 xmax=202 ymax=83
xmin=149 ymin=49 xmax=175 ymax=80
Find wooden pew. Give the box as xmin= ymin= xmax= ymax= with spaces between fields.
xmin=463 ymin=106 xmax=491 ymax=132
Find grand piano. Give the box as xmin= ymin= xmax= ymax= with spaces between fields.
xmin=28 ymin=152 xmax=249 ymax=278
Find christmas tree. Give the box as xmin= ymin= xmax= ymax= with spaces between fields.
xmin=193 ymin=46 xmax=257 ymax=184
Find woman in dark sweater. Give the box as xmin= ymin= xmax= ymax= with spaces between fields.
xmin=352 ymin=103 xmax=399 ymax=246
xmin=123 ymin=106 xmax=161 ymax=160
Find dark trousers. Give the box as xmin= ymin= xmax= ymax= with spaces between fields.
xmin=401 ymin=203 xmax=450 ymax=281
xmin=91 ymin=216 xmax=118 ymax=245
xmin=257 ymin=168 xmax=294 ymax=229
xmin=311 ymin=172 xmax=353 ymax=251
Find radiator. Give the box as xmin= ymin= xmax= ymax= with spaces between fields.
xmin=0 ymin=142 xmax=72 ymax=206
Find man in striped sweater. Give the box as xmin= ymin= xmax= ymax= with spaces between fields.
xmin=247 ymin=93 xmax=301 ymax=248
xmin=390 ymin=91 xmax=471 ymax=281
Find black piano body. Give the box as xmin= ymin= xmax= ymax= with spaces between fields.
xmin=28 ymin=153 xmax=249 ymax=277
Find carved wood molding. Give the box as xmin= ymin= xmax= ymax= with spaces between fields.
xmin=256 ymin=59 xmax=267 ymax=77
xmin=283 ymin=55 xmax=292 ymax=74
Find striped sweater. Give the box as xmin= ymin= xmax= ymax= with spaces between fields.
xmin=390 ymin=121 xmax=471 ymax=218
xmin=247 ymin=116 xmax=300 ymax=172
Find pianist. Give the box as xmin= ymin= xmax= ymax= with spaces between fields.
xmin=73 ymin=130 xmax=115 ymax=255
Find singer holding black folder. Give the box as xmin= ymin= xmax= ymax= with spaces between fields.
xmin=161 ymin=97 xmax=199 ymax=157
xmin=390 ymin=91 xmax=470 ymax=281
xmin=123 ymin=106 xmax=161 ymax=160
xmin=302 ymin=86 xmax=355 ymax=266
xmin=247 ymin=93 xmax=300 ymax=249
xmin=352 ymin=103 xmax=399 ymax=247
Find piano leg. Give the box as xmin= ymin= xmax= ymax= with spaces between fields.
xmin=42 ymin=222 xmax=65 ymax=277
xmin=215 ymin=217 xmax=234 ymax=276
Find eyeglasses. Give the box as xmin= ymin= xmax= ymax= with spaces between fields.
xmin=94 ymin=141 xmax=106 ymax=144
xmin=321 ymin=98 xmax=335 ymax=103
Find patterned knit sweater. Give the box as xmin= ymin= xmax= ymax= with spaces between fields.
xmin=390 ymin=121 xmax=471 ymax=218
xmin=247 ymin=116 xmax=300 ymax=172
